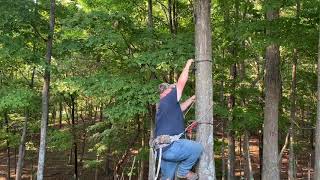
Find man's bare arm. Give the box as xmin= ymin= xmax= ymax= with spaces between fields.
xmin=176 ymin=59 xmax=194 ymax=101
xmin=180 ymin=95 xmax=196 ymax=112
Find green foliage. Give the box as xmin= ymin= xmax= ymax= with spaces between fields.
xmin=0 ymin=86 xmax=38 ymax=112
xmin=47 ymin=129 xmax=72 ymax=151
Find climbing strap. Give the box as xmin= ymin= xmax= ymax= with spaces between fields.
xmin=150 ymin=133 xmax=183 ymax=180
xmin=150 ymin=133 xmax=183 ymax=150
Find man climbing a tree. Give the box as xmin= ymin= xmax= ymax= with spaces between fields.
xmin=154 ymin=59 xmax=203 ymax=180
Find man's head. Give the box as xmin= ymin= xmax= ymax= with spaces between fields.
xmin=158 ymin=83 xmax=176 ymax=98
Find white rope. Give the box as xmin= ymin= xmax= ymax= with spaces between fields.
xmin=154 ymin=148 xmax=162 ymax=180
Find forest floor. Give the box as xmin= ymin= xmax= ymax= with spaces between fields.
xmin=0 ymin=129 xmax=315 ymax=180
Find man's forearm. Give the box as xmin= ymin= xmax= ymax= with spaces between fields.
xmin=180 ymin=96 xmax=195 ymax=112
xmin=178 ymin=61 xmax=193 ymax=86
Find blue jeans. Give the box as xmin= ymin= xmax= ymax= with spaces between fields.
xmin=160 ymin=139 xmax=203 ymax=180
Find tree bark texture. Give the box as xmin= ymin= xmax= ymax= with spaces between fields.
xmin=36 ymin=0 xmax=55 ymax=179
xmin=262 ymin=5 xmax=280 ymax=179
xmin=314 ymin=10 xmax=320 ymax=179
xmin=195 ymin=0 xmax=215 ymax=179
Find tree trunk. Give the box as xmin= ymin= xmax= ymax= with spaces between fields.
xmin=195 ymin=0 xmax=215 ymax=179
xmin=36 ymin=0 xmax=55 ymax=179
xmin=220 ymin=81 xmax=226 ymax=180
xmin=15 ymin=113 xmax=28 ymax=180
xmin=288 ymin=49 xmax=297 ymax=180
xmin=147 ymin=0 xmax=153 ymax=29
xmin=227 ymin=131 xmax=235 ymax=180
xmin=173 ymin=0 xmax=178 ymax=34
xmin=227 ymin=64 xmax=236 ymax=180
xmin=262 ymin=4 xmax=280 ymax=179
xmin=71 ymin=95 xmax=78 ymax=179
xmin=16 ymin=67 xmax=36 ymax=180
xmin=148 ymin=105 xmax=156 ymax=180
xmin=168 ymin=0 xmax=173 ymax=34
xmin=5 ymin=113 xmax=11 ymax=180
xmin=59 ymin=100 xmax=63 ymax=128
xmin=314 ymin=9 xmax=320 ymax=178
xmin=243 ymin=131 xmax=253 ymax=180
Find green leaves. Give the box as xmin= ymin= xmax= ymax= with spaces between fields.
xmin=0 ymin=86 xmax=37 ymax=112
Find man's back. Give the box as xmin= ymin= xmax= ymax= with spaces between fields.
xmin=155 ymin=87 xmax=184 ymax=137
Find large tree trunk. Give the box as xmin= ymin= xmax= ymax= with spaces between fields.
xmin=36 ymin=0 xmax=55 ymax=179
xmin=195 ymin=0 xmax=215 ymax=179
xmin=314 ymin=9 xmax=320 ymax=179
xmin=59 ymin=100 xmax=63 ymax=128
xmin=262 ymin=4 xmax=280 ymax=179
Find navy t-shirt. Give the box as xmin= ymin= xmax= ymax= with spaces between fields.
xmin=155 ymin=87 xmax=184 ymax=137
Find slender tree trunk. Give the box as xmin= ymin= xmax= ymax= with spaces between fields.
xmin=36 ymin=0 xmax=55 ymax=179
xmin=5 ymin=113 xmax=11 ymax=180
xmin=227 ymin=131 xmax=235 ymax=180
xmin=15 ymin=113 xmax=28 ymax=180
xmin=52 ymin=106 xmax=56 ymax=125
xmin=59 ymin=100 xmax=63 ymax=128
xmin=168 ymin=0 xmax=173 ymax=34
xmin=148 ymin=105 xmax=156 ymax=180
xmin=71 ymin=95 xmax=78 ymax=179
xmin=288 ymin=49 xmax=297 ymax=180
xmin=227 ymin=64 xmax=236 ymax=180
xmin=220 ymin=81 xmax=226 ymax=180
xmin=16 ymin=68 xmax=36 ymax=180
xmin=95 ymin=155 xmax=99 ymax=180
xmin=243 ymin=131 xmax=254 ymax=180
xmin=314 ymin=9 xmax=320 ymax=178
xmin=262 ymin=4 xmax=280 ymax=179
xmin=147 ymin=0 xmax=153 ymax=29
xmin=173 ymin=0 xmax=178 ymax=34
xmin=195 ymin=0 xmax=215 ymax=179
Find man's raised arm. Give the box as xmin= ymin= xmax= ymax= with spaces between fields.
xmin=176 ymin=59 xmax=194 ymax=101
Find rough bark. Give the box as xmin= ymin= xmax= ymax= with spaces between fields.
xmin=262 ymin=5 xmax=280 ymax=179
xmin=314 ymin=8 xmax=320 ymax=178
xmin=195 ymin=0 xmax=215 ymax=179
xmin=36 ymin=0 xmax=55 ymax=179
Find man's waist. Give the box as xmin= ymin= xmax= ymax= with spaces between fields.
xmin=150 ymin=133 xmax=184 ymax=150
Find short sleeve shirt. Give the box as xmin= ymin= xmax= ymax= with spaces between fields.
xmin=155 ymin=87 xmax=185 ymax=137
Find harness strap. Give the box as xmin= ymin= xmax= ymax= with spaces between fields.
xmin=154 ymin=148 xmax=162 ymax=180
